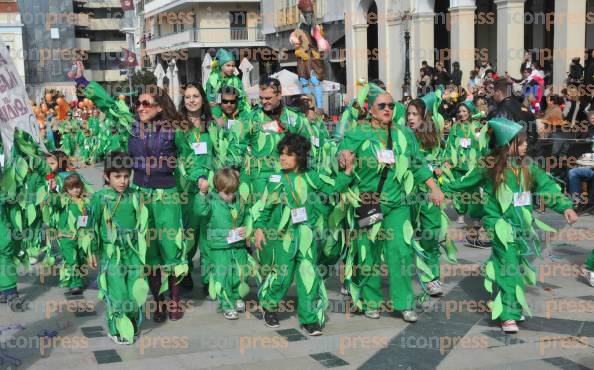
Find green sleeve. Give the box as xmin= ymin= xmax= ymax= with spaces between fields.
xmin=254 ymin=183 xmax=276 ymax=229
xmin=441 ymin=167 xmax=486 ymax=195
xmin=531 ymin=165 xmax=574 ymax=213
xmin=194 ymin=192 xmax=212 ymax=217
xmin=307 ymin=170 xmax=353 ymax=194
xmin=84 ymin=81 xmax=116 ymax=113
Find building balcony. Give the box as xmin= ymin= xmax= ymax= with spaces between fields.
xmin=83 ymin=0 xmax=121 ymax=8
xmin=90 ymin=40 xmax=128 ymax=53
xmin=145 ymin=26 xmax=265 ymax=54
xmin=75 ymin=37 xmax=91 ymax=50
xmin=86 ymin=69 xmax=127 ymax=82
xmin=144 ymin=0 xmax=261 ymax=18
xmin=74 ymin=13 xmax=90 ymax=27
xmin=88 ymin=18 xmax=121 ymax=30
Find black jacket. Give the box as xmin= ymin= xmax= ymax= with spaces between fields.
xmin=488 ymin=96 xmax=538 ymax=148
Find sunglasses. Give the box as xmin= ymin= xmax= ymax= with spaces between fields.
xmin=377 ymin=103 xmax=396 ymax=111
xmin=221 ymin=99 xmax=237 ymax=105
xmin=138 ymin=100 xmax=157 ymax=108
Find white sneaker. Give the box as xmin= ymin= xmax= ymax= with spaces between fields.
xmin=236 ymin=300 xmax=245 ymax=313
xmin=364 ymin=310 xmax=380 ymax=319
xmin=29 ymin=256 xmax=39 ymax=265
xmin=340 ymin=286 xmax=349 ymax=296
xmin=582 ymin=267 xmax=594 ymax=287
xmin=426 ymin=280 xmax=443 ymax=297
xmin=108 ymin=334 xmax=133 ymax=345
xmin=402 ymin=310 xmax=418 ymax=322
xmin=501 ymin=320 xmax=519 ymax=333
xmin=224 ymin=309 xmax=239 ymax=320
xmin=457 ymin=215 xmax=465 ymax=224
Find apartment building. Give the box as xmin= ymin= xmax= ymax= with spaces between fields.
xmin=0 ymin=0 xmax=24 ymax=82
xmin=142 ymin=0 xmax=266 ymax=86
xmin=18 ymin=0 xmax=128 ymax=99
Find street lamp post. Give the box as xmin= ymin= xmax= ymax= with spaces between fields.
xmin=400 ymin=10 xmax=414 ymax=98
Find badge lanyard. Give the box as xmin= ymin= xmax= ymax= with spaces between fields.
xmin=511 ymin=167 xmax=523 ymax=192
xmin=284 ymin=173 xmax=302 ymax=207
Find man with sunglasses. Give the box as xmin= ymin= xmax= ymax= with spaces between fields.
xmin=218 ymin=86 xmax=252 ymax=169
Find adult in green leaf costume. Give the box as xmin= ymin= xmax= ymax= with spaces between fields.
xmin=254 ymin=133 xmax=354 ymax=336
xmin=217 ymin=85 xmax=253 ymax=169
xmin=205 ymin=49 xmax=249 ymax=119
xmin=236 ymin=78 xmax=313 ymax=272
xmin=337 ymin=84 xmax=444 ymax=322
xmin=406 ymin=99 xmax=457 ymax=298
xmin=441 ymin=118 xmax=578 ymax=333
xmin=176 ymin=82 xmax=216 ymax=290
xmin=441 ymin=101 xmax=489 ymax=227
xmin=194 ymin=168 xmax=255 ymax=319
xmin=87 ymin=152 xmax=149 ymax=345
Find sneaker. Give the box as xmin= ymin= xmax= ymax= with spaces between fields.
xmin=402 ymin=310 xmax=418 ymax=322
xmin=364 ymin=310 xmax=380 ymax=319
xmin=29 ymin=256 xmax=39 ymax=265
xmin=501 ymin=320 xmax=519 ymax=333
xmin=68 ymin=287 xmax=84 ymax=296
xmin=224 ymin=309 xmax=239 ymax=320
xmin=426 ymin=280 xmax=444 ymax=297
xmin=457 ymin=215 xmax=465 ymax=224
xmin=235 ymin=300 xmax=246 ymax=313
xmin=340 ymin=286 xmax=350 ymax=296
xmin=581 ymin=267 xmax=594 ymax=287
xmin=465 ymin=235 xmax=491 ymax=249
xmin=302 ymin=322 xmax=322 ymax=336
xmin=518 ymin=315 xmax=526 ymax=322
xmin=7 ymin=294 xmax=26 ymax=312
xmin=108 ymin=334 xmax=133 ymax=345
xmin=262 ymin=309 xmax=280 ymax=328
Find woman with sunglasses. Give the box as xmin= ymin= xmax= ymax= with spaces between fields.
xmin=128 ymin=87 xmax=188 ymax=323
xmin=338 ymin=83 xmax=444 ymax=322
xmin=176 ymin=82 xmax=216 ymax=291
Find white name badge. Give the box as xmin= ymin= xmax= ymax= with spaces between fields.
xmin=269 ymin=174 xmax=281 ymax=183
xmin=460 ymin=138 xmax=472 ymax=148
xmin=227 ymin=227 xmax=246 ymax=244
xmin=227 ymin=119 xmax=237 ymax=130
xmin=428 ymin=164 xmax=434 ymax=173
xmin=311 ymin=136 xmax=320 ymax=148
xmin=192 ymin=142 xmax=208 ymax=155
xmin=262 ymin=120 xmax=280 ymax=133
xmin=77 ymin=215 xmax=88 ymax=228
xmin=291 ymin=207 xmax=308 ymax=224
xmin=377 ymin=149 xmax=395 ymax=164
xmin=513 ymin=192 xmax=532 ymax=207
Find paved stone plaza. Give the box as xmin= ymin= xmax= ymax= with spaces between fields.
xmin=0 ymin=164 xmax=593 ymax=370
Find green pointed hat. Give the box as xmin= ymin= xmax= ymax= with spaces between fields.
xmin=488 ymin=118 xmax=523 ymax=147
xmin=366 ymin=83 xmax=386 ymax=107
xmin=216 ymin=48 xmax=235 ymax=66
xmin=420 ymin=89 xmax=442 ymax=111
xmin=461 ymin=100 xmax=478 ymax=115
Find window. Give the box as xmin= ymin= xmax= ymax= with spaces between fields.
xmin=230 ymin=11 xmax=247 ymax=40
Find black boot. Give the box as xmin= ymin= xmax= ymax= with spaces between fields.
xmin=168 ymin=276 xmax=184 ymax=321
xmin=148 ymin=269 xmax=167 ymax=323
xmin=180 ymin=272 xmax=194 ymax=290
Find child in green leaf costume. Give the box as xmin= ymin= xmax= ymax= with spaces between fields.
xmin=195 ymin=168 xmax=254 ymax=319
xmin=237 ymin=78 xmax=313 ymax=272
xmin=406 ymin=99 xmax=457 ymax=298
xmin=337 ymin=84 xmax=444 ymax=322
xmin=442 ymin=101 xmax=489 ymax=226
xmin=88 ymin=152 xmax=149 ymax=345
xmin=205 ymin=49 xmax=249 ymax=119
xmin=442 ymin=118 xmax=578 ymax=333
xmin=254 ymin=133 xmax=354 ymax=336
xmin=56 ymin=173 xmax=93 ymax=294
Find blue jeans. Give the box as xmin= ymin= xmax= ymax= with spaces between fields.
xmin=568 ymin=167 xmax=594 ymax=204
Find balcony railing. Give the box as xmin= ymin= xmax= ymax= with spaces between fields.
xmin=145 ymin=26 xmax=265 ymax=51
